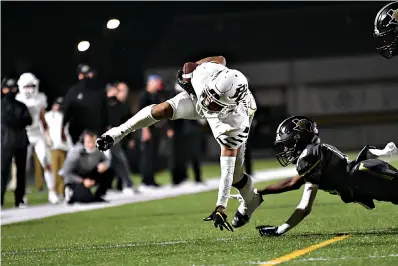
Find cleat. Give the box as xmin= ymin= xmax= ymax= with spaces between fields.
xmin=232 ymin=190 xmax=264 ymax=228
xmin=48 ymin=191 xmax=60 ymax=204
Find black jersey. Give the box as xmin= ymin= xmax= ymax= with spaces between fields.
xmin=296 ymin=143 xmax=352 ymax=196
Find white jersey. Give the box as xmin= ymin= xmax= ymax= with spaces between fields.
xmin=16 ymin=92 xmax=47 ymax=138
xmin=169 ymin=61 xmax=257 ymax=149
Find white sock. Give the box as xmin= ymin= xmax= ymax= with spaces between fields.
xmin=369 ymin=142 xmax=398 ymax=158
xmin=105 ymin=105 xmax=159 ymax=143
xmin=44 ymin=170 xmax=55 ymax=191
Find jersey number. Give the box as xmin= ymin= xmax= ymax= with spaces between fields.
xmin=323 ymin=144 xmax=348 ymax=161
xmin=229 ymin=84 xmax=247 ymax=103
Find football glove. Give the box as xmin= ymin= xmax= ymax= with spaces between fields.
xmin=256 ymin=225 xmax=282 ymax=237
xmin=203 ymin=206 xmax=234 ymax=232
xmin=176 ymin=69 xmax=195 ymax=96
xmin=96 ymin=135 xmax=114 ymax=151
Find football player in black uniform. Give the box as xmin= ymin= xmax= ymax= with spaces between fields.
xmin=252 ymin=116 xmax=398 ymax=237
xmin=374 ymin=1 xmax=398 ymax=59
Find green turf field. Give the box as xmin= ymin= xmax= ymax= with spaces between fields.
xmin=2 ymin=157 xmax=398 ymax=265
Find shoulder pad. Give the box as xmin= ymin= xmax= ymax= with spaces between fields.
xmin=296 ymin=145 xmax=321 ymax=178
xmin=216 ymin=126 xmax=250 ymax=149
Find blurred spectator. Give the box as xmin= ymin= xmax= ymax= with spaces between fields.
xmin=168 ymin=84 xmax=203 ymax=185
xmin=60 ymin=131 xmax=111 ymax=204
xmin=106 ymin=83 xmax=136 ymax=194
xmin=117 ymin=82 xmax=140 ymax=174
xmin=185 ymin=120 xmax=204 ymax=183
xmin=45 ymin=97 xmax=68 ymax=199
xmin=62 ymin=64 xmax=108 ymax=144
xmin=1 ymin=77 xmax=32 ymax=208
xmin=116 ymin=81 xmax=129 ymax=103
xmin=139 ymin=75 xmax=162 ymax=188
xmin=17 ymin=72 xmax=60 ymax=204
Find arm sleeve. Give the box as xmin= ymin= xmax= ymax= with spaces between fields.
xmin=277 ymin=182 xmax=319 ymax=235
xmin=59 ymin=147 xmax=82 ymax=183
xmin=216 ymin=156 xmax=236 ymax=208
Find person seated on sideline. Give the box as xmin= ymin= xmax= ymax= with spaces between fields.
xmin=60 ymin=130 xmax=112 ymax=204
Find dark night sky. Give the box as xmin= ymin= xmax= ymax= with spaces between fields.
xmin=1 ymin=1 xmax=387 ymax=101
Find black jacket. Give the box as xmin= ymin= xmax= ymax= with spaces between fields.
xmin=63 ymin=78 xmax=108 ymax=137
xmin=107 ymin=97 xmax=134 ymax=140
xmin=1 ymin=95 xmax=32 ymax=149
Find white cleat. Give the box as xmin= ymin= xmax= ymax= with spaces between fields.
xmin=231 ymin=189 xmax=264 ymax=228
xmin=48 ymin=191 xmax=61 ymax=204
xmin=385 ymin=142 xmax=398 ymax=156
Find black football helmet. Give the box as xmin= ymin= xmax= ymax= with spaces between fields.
xmin=373 ymin=1 xmax=398 ymax=59
xmin=274 ymin=116 xmax=320 ymax=167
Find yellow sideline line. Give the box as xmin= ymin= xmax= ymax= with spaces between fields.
xmin=260 ymin=234 xmax=351 ymax=266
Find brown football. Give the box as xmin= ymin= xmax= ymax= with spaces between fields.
xmin=183 ymin=62 xmax=199 ymax=74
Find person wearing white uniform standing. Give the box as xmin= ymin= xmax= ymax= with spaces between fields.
xmin=45 ymin=97 xmax=69 ymax=200
xmin=96 ymin=56 xmax=263 ymax=231
xmin=16 ymin=73 xmax=60 ymax=204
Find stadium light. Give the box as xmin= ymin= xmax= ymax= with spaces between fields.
xmin=77 ymin=41 xmax=90 ymax=52
xmin=107 ymin=19 xmax=120 ymax=30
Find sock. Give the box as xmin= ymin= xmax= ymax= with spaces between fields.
xmin=44 ymin=170 xmax=55 ymax=191
xmin=106 ymin=105 xmax=159 ymax=143
xmin=238 ymin=175 xmax=255 ymax=203
xmin=233 ymin=174 xmax=255 ymax=203
xmin=369 ymin=142 xmax=397 ymax=158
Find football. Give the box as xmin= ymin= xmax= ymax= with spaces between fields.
xmin=183 ymin=62 xmax=199 ymax=75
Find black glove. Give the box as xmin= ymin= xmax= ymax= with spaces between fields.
xmin=176 ymin=69 xmax=195 ymax=96
xmin=203 ymin=206 xmax=234 ymax=232
xmin=256 ymin=225 xmax=281 ymax=237
xmin=96 ymin=135 xmax=114 ymax=151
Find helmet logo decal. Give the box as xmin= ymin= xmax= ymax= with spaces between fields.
xmin=228 ymin=84 xmax=247 ymax=103
xmin=386 ymin=8 xmax=398 ymax=26
xmin=292 ymin=118 xmax=313 ymax=132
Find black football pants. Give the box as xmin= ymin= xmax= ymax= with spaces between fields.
xmin=1 ymin=145 xmax=27 ymax=207
xmin=350 ymin=159 xmax=398 ymax=204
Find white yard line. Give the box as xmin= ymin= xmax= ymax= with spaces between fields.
xmin=1 ymin=167 xmax=297 ymax=226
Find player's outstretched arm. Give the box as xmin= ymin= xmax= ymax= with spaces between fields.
xmin=257 ymin=182 xmax=318 ymax=237
xmin=257 ymin=175 xmax=305 ymax=195
xmin=96 ymin=102 xmax=173 ymax=151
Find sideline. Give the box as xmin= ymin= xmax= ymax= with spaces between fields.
xmin=1 ymin=167 xmax=297 ymax=225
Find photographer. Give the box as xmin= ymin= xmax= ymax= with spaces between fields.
xmin=1 ymin=77 xmax=32 ymax=207
xmin=60 ymin=131 xmax=111 ymax=204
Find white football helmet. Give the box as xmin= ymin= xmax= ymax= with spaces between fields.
xmin=196 ymin=68 xmax=248 ymax=118
xmin=18 ymin=72 xmax=40 ymax=99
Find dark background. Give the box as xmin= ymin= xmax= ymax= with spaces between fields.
xmin=1 ymin=1 xmax=386 ymax=101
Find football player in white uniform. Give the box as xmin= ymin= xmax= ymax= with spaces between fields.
xmin=16 ymin=73 xmax=60 ymax=204
xmin=96 ymin=56 xmax=263 ymax=231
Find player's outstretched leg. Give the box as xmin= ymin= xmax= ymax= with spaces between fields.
xmin=231 ymin=173 xmax=263 ymax=228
